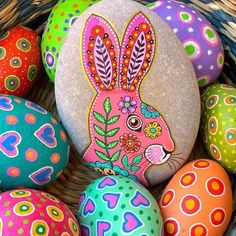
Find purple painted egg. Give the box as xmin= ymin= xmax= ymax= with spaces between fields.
xmin=149 ymin=0 xmax=224 ymax=87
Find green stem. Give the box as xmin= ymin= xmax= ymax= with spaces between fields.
xmin=104 ymin=112 xmax=110 ymax=160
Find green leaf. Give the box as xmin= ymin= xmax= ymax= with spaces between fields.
xmin=107 ymin=141 xmax=119 ymax=149
xmin=94 ymin=124 xmax=105 ymax=136
xmin=104 ymin=97 xmax=111 ymax=114
xmin=95 ymin=150 xmax=110 ymax=161
xmin=122 ymin=155 xmax=129 ymax=167
xmin=107 ymin=115 xmax=120 ymax=125
xmin=131 ymin=155 xmax=142 ymax=165
xmin=106 ymin=128 xmax=119 ymax=137
xmin=93 ymin=111 xmax=105 ymax=124
xmin=111 ymin=150 xmax=121 ymax=162
xmin=95 ymin=138 xmax=106 ymax=148
xmin=129 ymin=166 xmax=140 ymax=171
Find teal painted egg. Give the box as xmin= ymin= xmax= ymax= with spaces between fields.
xmin=0 ymin=95 xmax=69 ymax=189
xmin=77 ymin=175 xmax=163 ymax=235
xmin=201 ymin=83 xmax=236 ymax=173
xmin=41 ymin=0 xmax=100 ymax=82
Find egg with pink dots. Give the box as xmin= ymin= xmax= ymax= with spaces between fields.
xmin=149 ymin=0 xmax=224 ymax=87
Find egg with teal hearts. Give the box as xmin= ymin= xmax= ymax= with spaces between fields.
xmin=0 ymin=189 xmax=80 ymax=235
xmin=149 ymin=0 xmax=224 ymax=87
xmin=0 ymin=95 xmax=69 ymax=189
xmin=41 ymin=0 xmax=100 ymax=82
xmin=77 ymin=175 xmax=163 ymax=236
xmin=201 ymin=83 xmax=236 ymax=173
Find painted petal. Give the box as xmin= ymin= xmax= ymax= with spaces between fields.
xmin=141 ymin=103 xmax=147 ymax=109
xmin=145 ymin=111 xmax=152 ymax=118
xmin=118 ymin=101 xmax=124 ymax=107
xmin=121 ymin=107 xmax=128 ymax=114
xmin=130 ymin=99 xmax=137 ymax=105
xmin=128 ymin=107 xmax=136 ymax=113
xmin=124 ymin=96 xmax=131 ymax=102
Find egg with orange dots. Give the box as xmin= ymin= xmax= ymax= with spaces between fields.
xmin=160 ymin=159 xmax=233 ymax=236
xmin=0 ymin=26 xmax=41 ymax=97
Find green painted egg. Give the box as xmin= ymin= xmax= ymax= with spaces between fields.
xmin=77 ymin=175 xmax=163 ymax=235
xmin=41 ymin=0 xmax=100 ymax=82
xmin=0 ymin=95 xmax=69 ymax=189
xmin=201 ymin=83 xmax=236 ymax=173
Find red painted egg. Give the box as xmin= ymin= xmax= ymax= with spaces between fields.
xmin=0 ymin=26 xmax=42 ymax=97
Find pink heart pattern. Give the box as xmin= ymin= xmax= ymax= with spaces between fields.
xmin=97 ymin=221 xmax=111 ymax=236
xmin=130 ymin=190 xmax=150 ymax=207
xmin=98 ymin=177 xmax=117 ymax=189
xmin=102 ymin=193 xmax=121 ymax=209
xmin=122 ymin=211 xmax=143 ymax=233
xmin=83 ymin=198 xmax=96 ymax=216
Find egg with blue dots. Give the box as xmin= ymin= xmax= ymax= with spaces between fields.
xmin=41 ymin=0 xmax=101 ymax=82
xmin=0 ymin=95 xmax=69 ymax=190
xmin=149 ymin=0 xmax=224 ymax=87
xmin=200 ymin=83 xmax=236 ymax=174
xmin=0 ymin=189 xmax=80 ymax=235
xmin=77 ymin=175 xmax=164 ymax=236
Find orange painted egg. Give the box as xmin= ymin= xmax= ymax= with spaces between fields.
xmin=0 ymin=26 xmax=41 ymax=97
xmin=160 ymin=159 xmax=233 ymax=236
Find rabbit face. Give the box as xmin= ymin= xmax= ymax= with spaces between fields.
xmin=82 ymin=12 xmax=175 ymax=186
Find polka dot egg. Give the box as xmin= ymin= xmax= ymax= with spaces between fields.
xmin=201 ymin=83 xmax=236 ymax=173
xmin=0 ymin=189 xmax=80 ymax=235
xmin=77 ymin=175 xmax=163 ymax=235
xmin=149 ymin=0 xmax=224 ymax=87
xmin=41 ymin=0 xmax=100 ymax=82
xmin=0 ymin=26 xmax=42 ymax=97
xmin=160 ymin=159 xmax=232 ymax=236
xmin=0 ymin=95 xmax=69 ymax=190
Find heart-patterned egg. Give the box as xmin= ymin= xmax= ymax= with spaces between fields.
xmin=77 ymin=175 xmax=163 ymax=235
xmin=201 ymin=83 xmax=236 ymax=173
xmin=0 ymin=189 xmax=80 ymax=235
xmin=0 ymin=26 xmax=42 ymax=97
xmin=0 ymin=95 xmax=69 ymax=190
xmin=149 ymin=0 xmax=224 ymax=87
xmin=160 ymin=159 xmax=233 ymax=236
xmin=41 ymin=0 xmax=100 ymax=82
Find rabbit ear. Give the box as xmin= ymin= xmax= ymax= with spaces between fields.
xmin=119 ymin=12 xmax=156 ymax=92
xmin=82 ymin=14 xmax=120 ymax=92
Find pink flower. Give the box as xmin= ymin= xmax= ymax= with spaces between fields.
xmin=118 ymin=96 xmax=137 ymax=114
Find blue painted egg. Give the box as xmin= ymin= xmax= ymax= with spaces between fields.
xmin=0 ymin=95 xmax=69 ymax=189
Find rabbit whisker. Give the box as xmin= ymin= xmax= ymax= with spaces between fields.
xmin=171 ymin=158 xmax=182 ymax=167
xmin=166 ymin=161 xmax=173 ymax=171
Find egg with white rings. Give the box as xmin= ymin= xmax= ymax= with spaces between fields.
xmin=149 ymin=0 xmax=224 ymax=87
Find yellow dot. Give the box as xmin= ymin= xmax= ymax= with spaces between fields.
xmin=219 ymin=141 xmax=223 ymax=145
xmin=234 ymin=107 xmax=236 ymax=112
xmin=214 ymin=212 xmax=222 ymax=221
xmin=222 ymin=121 xmax=226 ymax=126
xmin=230 ymin=118 xmax=234 ymax=122
xmin=186 ymin=199 xmax=195 ymax=210
xmin=227 ymin=108 xmax=232 ymax=112
xmin=223 ymin=93 xmax=227 ymax=96
xmin=209 ymin=136 xmax=212 ymax=140
xmin=194 ymin=226 xmax=204 ymax=235
xmin=213 ymin=138 xmax=217 ymax=142
xmin=219 ymin=113 xmax=223 ymax=117
xmin=219 ymin=131 xmax=223 ymax=135
xmin=95 ymin=29 xmax=100 ymax=33
xmin=218 ymin=103 xmax=222 ymax=107
xmin=164 ymin=193 xmax=171 ymax=203
xmin=225 ymin=158 xmax=229 ymax=162
xmin=233 ymin=159 xmax=236 ymax=163
xmin=212 ymin=181 xmax=220 ymax=190
xmin=183 ymin=175 xmax=192 ymax=184
xmin=212 ymin=110 xmax=215 ymax=114
xmin=166 ymin=223 xmax=175 ymax=234
xmin=223 ymin=149 xmax=227 ymax=154
xmin=232 ymin=150 xmax=236 ymax=154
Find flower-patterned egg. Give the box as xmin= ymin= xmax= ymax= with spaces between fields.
xmin=0 ymin=95 xmax=69 ymax=190
xmin=201 ymin=83 xmax=236 ymax=173
xmin=41 ymin=0 xmax=100 ymax=82
xmin=0 ymin=189 xmax=80 ymax=235
xmin=149 ymin=0 xmax=224 ymax=87
xmin=77 ymin=175 xmax=163 ymax=235
xmin=160 ymin=159 xmax=233 ymax=236
xmin=0 ymin=26 xmax=42 ymax=97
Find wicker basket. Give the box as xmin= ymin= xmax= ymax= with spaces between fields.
xmin=0 ymin=0 xmax=235 ymax=235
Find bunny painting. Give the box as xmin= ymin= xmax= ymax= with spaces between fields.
xmin=82 ymin=13 xmax=175 ymax=186
xmin=55 ymin=0 xmax=200 ymax=187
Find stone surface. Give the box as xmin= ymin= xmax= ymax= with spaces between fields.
xmin=149 ymin=0 xmax=224 ymax=87
xmin=55 ymin=0 xmax=200 ymax=186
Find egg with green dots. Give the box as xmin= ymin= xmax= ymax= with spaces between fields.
xmin=41 ymin=0 xmax=100 ymax=82
xmin=77 ymin=175 xmax=163 ymax=235
xmin=201 ymin=83 xmax=236 ymax=173
xmin=0 ymin=189 xmax=80 ymax=235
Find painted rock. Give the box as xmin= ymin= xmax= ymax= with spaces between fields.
xmin=55 ymin=0 xmax=201 ymax=186
xmin=149 ymin=0 xmax=224 ymax=87
xmin=160 ymin=159 xmax=233 ymax=236
xmin=41 ymin=0 xmax=100 ymax=82
xmin=77 ymin=175 xmax=163 ymax=235
xmin=0 ymin=26 xmax=42 ymax=97
xmin=201 ymin=83 xmax=236 ymax=173
xmin=0 ymin=95 xmax=69 ymax=190
xmin=0 ymin=189 xmax=80 ymax=235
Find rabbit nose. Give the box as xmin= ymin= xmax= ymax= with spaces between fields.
xmin=144 ymin=144 xmax=171 ymax=164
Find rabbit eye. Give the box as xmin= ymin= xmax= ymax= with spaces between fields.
xmin=127 ymin=115 xmax=143 ymax=132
